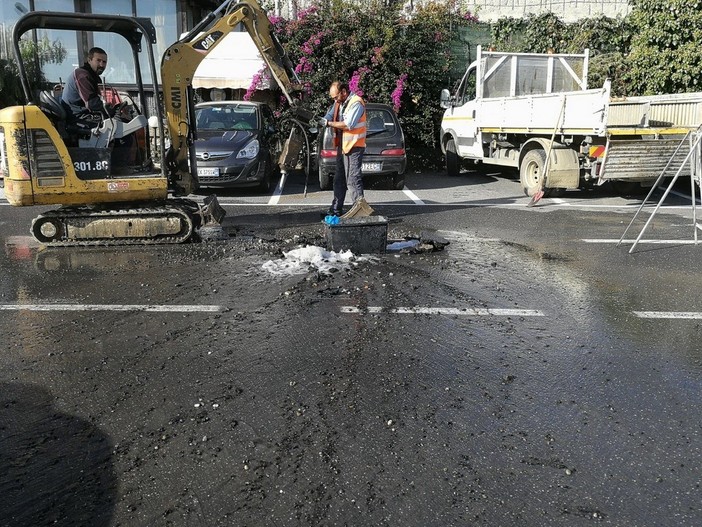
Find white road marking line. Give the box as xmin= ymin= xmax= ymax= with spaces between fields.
xmin=342 ymin=307 xmax=702 ymax=321
xmin=340 ymin=306 xmax=544 ymax=316
xmin=634 ymin=311 xmax=702 ymax=319
xmin=582 ymin=239 xmax=701 ymax=244
xmin=402 ymin=187 xmax=425 ymax=205
xmin=5 ymin=304 xmax=700 ymax=320
xmin=0 ymin=304 xmax=225 ymax=312
xmin=268 ymin=170 xmax=288 ymax=205
xmin=551 ymin=198 xmax=570 ymax=205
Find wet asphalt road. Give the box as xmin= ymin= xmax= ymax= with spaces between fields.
xmin=1 ymin=171 xmax=702 ymax=526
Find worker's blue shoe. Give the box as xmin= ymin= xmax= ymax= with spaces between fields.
xmin=321 ymin=208 xmax=342 ymax=218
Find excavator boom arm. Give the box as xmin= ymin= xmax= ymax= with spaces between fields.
xmin=160 ymin=0 xmax=305 ymax=195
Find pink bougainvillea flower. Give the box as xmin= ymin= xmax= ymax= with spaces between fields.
xmin=244 ymin=67 xmax=270 ymax=100
xmin=391 ymin=73 xmax=408 ymax=112
xmin=349 ymin=66 xmax=370 ymax=97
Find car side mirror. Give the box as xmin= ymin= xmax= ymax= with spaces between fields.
xmin=440 ymin=88 xmax=453 ymax=109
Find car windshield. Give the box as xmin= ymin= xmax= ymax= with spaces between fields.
xmin=195 ymin=105 xmax=259 ymax=131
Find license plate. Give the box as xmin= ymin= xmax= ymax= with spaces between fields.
xmin=197 ymin=167 xmax=220 ymax=177
xmin=362 ymin=162 xmax=381 ymax=172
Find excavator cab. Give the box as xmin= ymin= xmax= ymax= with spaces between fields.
xmin=1 ymin=0 xmax=307 ymax=246
xmin=1 ymin=12 xmax=171 ymax=211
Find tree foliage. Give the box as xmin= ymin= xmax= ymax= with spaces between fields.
xmin=0 ymin=58 xmax=24 ymax=108
xmin=268 ymin=0 xmax=478 ymax=168
xmin=626 ymin=0 xmax=702 ymax=94
xmin=489 ymin=3 xmax=702 ymax=97
xmin=0 ymin=35 xmax=67 ymax=107
xmin=490 ymin=13 xmax=633 ymax=96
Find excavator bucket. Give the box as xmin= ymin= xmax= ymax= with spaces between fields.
xmin=279 ymin=128 xmax=304 ymax=172
xmin=201 ymin=194 xmax=226 ymax=225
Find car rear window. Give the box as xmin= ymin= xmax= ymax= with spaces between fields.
xmin=195 ymin=105 xmax=259 ymax=131
xmin=322 ymin=107 xmax=398 ymax=147
xmin=366 ymin=108 xmax=396 ymax=139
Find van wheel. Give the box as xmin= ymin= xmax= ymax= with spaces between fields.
xmin=319 ymin=165 xmax=332 ymax=190
xmin=445 ymin=138 xmax=460 ymax=177
xmin=520 ymin=149 xmax=547 ymax=196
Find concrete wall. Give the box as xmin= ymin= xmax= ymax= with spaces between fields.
xmin=462 ymin=0 xmax=630 ymax=22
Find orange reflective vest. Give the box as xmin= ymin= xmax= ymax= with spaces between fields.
xmin=332 ymin=94 xmax=367 ymax=154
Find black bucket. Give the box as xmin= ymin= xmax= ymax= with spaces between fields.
xmin=324 ymin=215 xmax=388 ymax=254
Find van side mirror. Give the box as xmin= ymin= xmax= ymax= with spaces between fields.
xmin=440 ymin=88 xmax=453 ymax=109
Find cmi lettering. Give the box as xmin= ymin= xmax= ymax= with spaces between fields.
xmin=171 ymin=87 xmax=182 ymax=109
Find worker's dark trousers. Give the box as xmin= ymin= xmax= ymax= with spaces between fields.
xmin=331 ymin=146 xmax=365 ymax=213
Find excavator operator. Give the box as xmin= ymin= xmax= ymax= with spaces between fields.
xmin=61 ymin=46 xmax=136 ymax=164
xmin=61 ymin=47 xmax=117 ymax=123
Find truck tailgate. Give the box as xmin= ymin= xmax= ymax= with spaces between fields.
xmin=601 ymin=138 xmax=695 ymax=181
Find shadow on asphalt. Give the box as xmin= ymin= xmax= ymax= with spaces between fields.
xmin=0 ymin=382 xmax=117 ymax=526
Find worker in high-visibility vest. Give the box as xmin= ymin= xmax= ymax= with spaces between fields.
xmin=320 ymin=81 xmax=374 ymax=219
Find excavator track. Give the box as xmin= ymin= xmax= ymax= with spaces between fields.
xmin=30 ymin=199 xmax=208 ymax=247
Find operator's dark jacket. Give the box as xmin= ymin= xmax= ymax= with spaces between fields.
xmin=61 ymin=62 xmax=106 ymax=120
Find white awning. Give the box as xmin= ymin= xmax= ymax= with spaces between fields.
xmin=192 ymin=32 xmax=272 ymax=90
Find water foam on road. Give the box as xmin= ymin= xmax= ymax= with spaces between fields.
xmin=261 ymin=245 xmax=373 ymax=276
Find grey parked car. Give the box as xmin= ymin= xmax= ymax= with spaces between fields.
xmin=317 ymin=102 xmax=407 ymax=190
xmin=193 ymin=101 xmax=280 ymax=192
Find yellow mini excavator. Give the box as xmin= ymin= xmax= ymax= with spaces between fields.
xmin=0 ymin=0 xmax=310 ymax=246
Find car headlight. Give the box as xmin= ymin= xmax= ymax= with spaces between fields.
xmin=236 ymin=139 xmax=260 ymax=159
